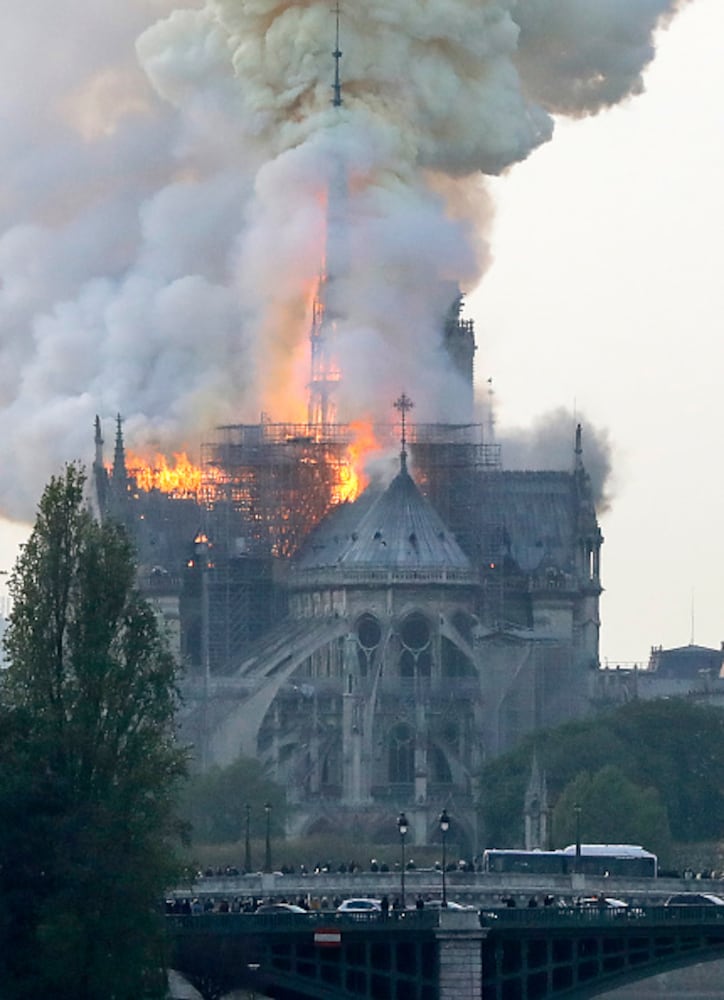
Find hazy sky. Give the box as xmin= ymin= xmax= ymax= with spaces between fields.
xmin=0 ymin=0 xmax=720 ymax=666
xmin=469 ymin=0 xmax=724 ymax=663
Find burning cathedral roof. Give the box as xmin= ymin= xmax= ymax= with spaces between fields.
xmin=294 ymin=458 xmax=471 ymax=574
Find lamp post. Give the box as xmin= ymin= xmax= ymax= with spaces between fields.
xmin=397 ymin=812 xmax=408 ymax=909
xmin=244 ymin=803 xmax=252 ymax=873
xmin=439 ymin=809 xmax=450 ymax=908
xmin=264 ymin=802 xmax=272 ymax=874
xmin=574 ymin=803 xmax=582 ymax=874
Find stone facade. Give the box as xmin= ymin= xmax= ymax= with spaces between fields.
xmin=180 ymin=432 xmax=603 ymax=853
xmin=93 ymin=390 xmax=604 ymax=853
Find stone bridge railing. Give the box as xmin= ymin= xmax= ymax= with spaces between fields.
xmin=171 ymin=868 xmax=723 ymax=909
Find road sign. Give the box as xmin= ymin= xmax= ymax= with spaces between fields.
xmin=314 ymin=926 xmax=342 ymax=947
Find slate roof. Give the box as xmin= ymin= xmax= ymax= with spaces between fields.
xmin=295 ymin=463 xmax=599 ymax=582
xmin=646 ymin=644 xmax=724 ymax=679
xmin=294 ymin=466 xmax=470 ymax=571
xmin=504 ymin=478 xmax=576 ymax=573
xmin=489 ymin=472 xmax=586 ymax=574
xmin=294 ymin=486 xmax=380 ymax=569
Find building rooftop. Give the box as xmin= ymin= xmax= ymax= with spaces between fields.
xmin=646 ymin=643 xmax=724 ymax=680
xmin=295 ymin=465 xmax=471 ymax=572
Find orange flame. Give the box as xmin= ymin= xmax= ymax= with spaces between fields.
xmin=126 ymin=451 xmax=202 ymax=497
xmin=124 ymin=418 xmax=382 ymax=535
xmin=332 ymin=420 xmax=381 ymax=504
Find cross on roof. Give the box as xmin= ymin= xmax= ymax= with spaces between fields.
xmin=393 ymin=392 xmax=414 ymax=473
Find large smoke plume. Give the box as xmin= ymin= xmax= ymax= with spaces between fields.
xmin=0 ymin=0 xmax=686 ymax=520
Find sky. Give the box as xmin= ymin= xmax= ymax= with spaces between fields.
xmin=468 ymin=0 xmax=724 ymax=664
xmin=0 ymin=0 xmax=721 ymax=666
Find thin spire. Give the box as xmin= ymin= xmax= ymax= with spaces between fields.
xmin=574 ymin=422 xmax=583 ymax=473
xmin=307 ymin=2 xmax=346 ymax=427
xmin=332 ymin=1 xmax=343 ymax=107
xmin=393 ymin=392 xmax=414 ymax=475
xmin=94 ymin=414 xmax=103 ymax=468
xmin=112 ymin=413 xmax=127 ymax=485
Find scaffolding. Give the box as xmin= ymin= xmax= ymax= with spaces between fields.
xmin=200 ymin=422 xmax=356 ymax=559
xmin=186 ymin=419 xmax=510 ymax=673
xmin=408 ymin=425 xmax=505 ymax=626
xmin=199 ymin=420 xmax=502 ymax=558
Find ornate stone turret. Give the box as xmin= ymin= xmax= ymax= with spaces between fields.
xmin=574 ymin=423 xmax=603 ymax=589
xmin=92 ymin=414 xmax=109 ymax=518
xmin=524 ymin=753 xmax=549 ymax=850
xmin=112 ymin=414 xmax=128 ymax=492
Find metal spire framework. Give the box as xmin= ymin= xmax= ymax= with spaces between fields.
xmin=308 ymin=2 xmax=346 ymax=428
xmin=332 ymin=1 xmax=343 ymax=108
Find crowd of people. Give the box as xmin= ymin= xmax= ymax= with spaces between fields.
xmin=190 ymin=857 xmax=475 ymax=879
xmin=166 ymin=892 xmax=445 ymax=914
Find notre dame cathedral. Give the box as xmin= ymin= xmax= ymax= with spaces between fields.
xmin=93 ymin=299 xmax=603 ymax=854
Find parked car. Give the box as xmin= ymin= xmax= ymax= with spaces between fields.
xmin=576 ymin=896 xmax=629 ymax=909
xmin=336 ymin=898 xmax=382 ymax=913
xmin=421 ymin=900 xmax=475 ymax=911
xmin=255 ymin=902 xmax=307 ymax=914
xmin=664 ymin=893 xmax=724 ymax=907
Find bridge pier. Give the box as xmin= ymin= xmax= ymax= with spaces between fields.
xmin=435 ymin=909 xmax=486 ymax=1000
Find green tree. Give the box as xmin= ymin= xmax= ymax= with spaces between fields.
xmin=552 ymin=765 xmax=672 ymax=860
xmin=479 ymin=699 xmax=724 ymax=850
xmin=181 ymin=754 xmax=286 ymax=846
xmin=0 ymin=464 xmax=187 ymax=999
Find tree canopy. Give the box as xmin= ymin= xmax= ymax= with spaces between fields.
xmin=180 ymin=754 xmax=286 ymax=847
xmin=0 ymin=465 xmax=187 ymax=999
xmin=552 ymin=765 xmax=672 ymax=860
xmin=479 ymin=698 xmax=724 ymax=855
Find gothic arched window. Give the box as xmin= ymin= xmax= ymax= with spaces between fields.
xmin=400 ymin=613 xmax=430 ymax=652
xmin=356 ymin=613 xmax=381 ymax=678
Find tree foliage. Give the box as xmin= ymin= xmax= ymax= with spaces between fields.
xmin=180 ymin=754 xmax=286 ymax=846
xmin=479 ymin=698 xmax=724 ymax=854
xmin=552 ymin=765 xmax=672 ymax=860
xmin=0 ymin=465 xmax=187 ymax=999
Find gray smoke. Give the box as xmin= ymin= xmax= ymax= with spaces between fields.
xmin=500 ymin=408 xmax=613 ymax=510
xmin=0 ymin=0 xmax=688 ymax=520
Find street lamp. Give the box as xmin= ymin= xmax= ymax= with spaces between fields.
xmin=264 ymin=802 xmax=272 ymax=873
xmin=244 ymin=803 xmax=252 ymax=873
xmin=574 ymin=803 xmax=582 ymax=874
xmin=397 ymin=812 xmax=409 ymax=909
xmin=439 ymin=809 xmax=450 ymax=908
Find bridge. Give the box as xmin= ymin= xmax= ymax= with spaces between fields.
xmin=167 ymin=904 xmax=724 ymax=1000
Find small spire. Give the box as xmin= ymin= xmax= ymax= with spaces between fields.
xmin=94 ymin=415 xmax=103 ymax=466
xmin=112 ymin=413 xmax=127 ymax=484
xmin=332 ymin=1 xmax=343 ymax=108
xmin=393 ymin=392 xmax=414 ymax=474
xmin=574 ymin=422 xmax=583 ymax=473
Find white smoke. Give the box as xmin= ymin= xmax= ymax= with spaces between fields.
xmin=0 ymin=0 xmax=688 ymax=520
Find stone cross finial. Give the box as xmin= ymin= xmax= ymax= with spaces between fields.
xmin=393 ymin=392 xmax=414 ymax=473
